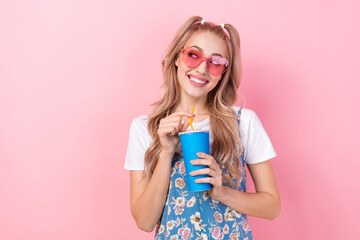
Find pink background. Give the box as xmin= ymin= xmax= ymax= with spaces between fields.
xmin=1 ymin=0 xmax=359 ymax=239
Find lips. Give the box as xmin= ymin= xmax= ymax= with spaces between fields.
xmin=188 ymin=74 xmax=209 ymax=86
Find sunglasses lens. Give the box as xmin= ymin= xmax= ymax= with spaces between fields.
xmin=208 ymin=56 xmax=228 ymax=76
xmin=182 ymin=48 xmax=202 ymax=68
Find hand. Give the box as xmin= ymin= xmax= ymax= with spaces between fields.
xmin=157 ymin=111 xmax=194 ymax=155
xmin=189 ymin=152 xmax=224 ymax=201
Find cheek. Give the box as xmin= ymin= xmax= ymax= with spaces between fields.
xmin=176 ymin=66 xmax=187 ymax=85
xmin=210 ymin=78 xmax=222 ymax=87
xmin=179 ymin=61 xmax=190 ymax=72
xmin=207 ymin=78 xmax=222 ymax=92
xmin=177 ymin=62 xmax=192 ymax=77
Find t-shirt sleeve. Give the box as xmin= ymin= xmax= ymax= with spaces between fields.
xmin=240 ymin=109 xmax=277 ymax=164
xmin=124 ymin=116 xmax=151 ymax=170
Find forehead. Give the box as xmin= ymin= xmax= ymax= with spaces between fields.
xmin=184 ymin=31 xmax=228 ymax=58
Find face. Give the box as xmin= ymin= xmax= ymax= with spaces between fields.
xmin=175 ymin=31 xmax=228 ymax=101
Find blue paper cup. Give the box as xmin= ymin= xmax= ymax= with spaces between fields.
xmin=178 ymin=130 xmax=212 ymax=192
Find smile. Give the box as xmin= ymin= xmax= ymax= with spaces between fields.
xmin=188 ymin=75 xmax=209 ymax=86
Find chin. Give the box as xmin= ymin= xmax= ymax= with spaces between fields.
xmin=184 ymin=88 xmax=208 ymax=99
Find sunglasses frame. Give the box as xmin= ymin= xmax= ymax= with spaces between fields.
xmin=180 ymin=47 xmax=229 ymax=77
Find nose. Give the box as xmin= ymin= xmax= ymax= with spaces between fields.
xmin=195 ymin=60 xmax=208 ymax=75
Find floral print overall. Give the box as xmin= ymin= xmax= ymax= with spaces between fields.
xmin=154 ymin=107 xmax=253 ymax=240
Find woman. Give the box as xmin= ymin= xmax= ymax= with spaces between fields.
xmin=125 ymin=16 xmax=281 ymax=240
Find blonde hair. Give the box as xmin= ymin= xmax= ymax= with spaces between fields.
xmin=145 ymin=16 xmax=243 ymax=187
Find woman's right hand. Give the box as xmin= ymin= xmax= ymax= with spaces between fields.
xmin=157 ymin=112 xmax=194 ymax=155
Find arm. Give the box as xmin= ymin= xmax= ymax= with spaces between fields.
xmin=191 ymin=154 xmax=281 ymax=220
xmin=217 ymin=160 xmax=281 ymax=220
xmin=129 ymin=112 xmax=193 ymax=232
xmin=130 ymin=151 xmax=173 ymax=232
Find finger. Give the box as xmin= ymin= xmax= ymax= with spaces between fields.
xmin=196 ymin=152 xmax=211 ymax=159
xmin=160 ymin=121 xmax=182 ymax=130
xmin=191 ymin=158 xmax=220 ymax=171
xmin=158 ymin=126 xmax=178 ymax=136
xmin=196 ymin=152 xmax=218 ymax=167
xmin=169 ymin=111 xmax=194 ymax=118
xmin=190 ymin=159 xmax=212 ymax=166
xmin=160 ymin=116 xmax=182 ymax=125
xmin=160 ymin=118 xmax=186 ymax=133
xmin=161 ymin=117 xmax=192 ymax=133
xmin=180 ymin=117 xmax=191 ymax=132
xmin=194 ymin=177 xmax=215 ymax=185
xmin=189 ymin=168 xmax=217 ymax=177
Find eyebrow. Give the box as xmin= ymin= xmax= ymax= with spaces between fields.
xmin=191 ymin=45 xmax=224 ymax=57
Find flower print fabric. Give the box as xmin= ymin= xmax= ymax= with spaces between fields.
xmin=154 ymin=108 xmax=253 ymax=240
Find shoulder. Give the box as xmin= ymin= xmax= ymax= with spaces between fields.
xmin=231 ymin=106 xmax=263 ymax=137
xmin=132 ymin=114 xmax=149 ymax=126
xmin=231 ymin=106 xmax=257 ymax=124
xmin=231 ymin=106 xmax=277 ymax=163
xmin=125 ymin=114 xmax=151 ymax=170
xmin=131 ymin=114 xmax=149 ymax=128
xmin=129 ymin=114 xmax=151 ymax=137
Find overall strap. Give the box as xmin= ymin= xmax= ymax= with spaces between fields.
xmin=236 ymin=106 xmax=244 ymax=156
xmin=237 ymin=107 xmax=242 ymax=126
xmin=236 ymin=106 xmax=247 ymax=192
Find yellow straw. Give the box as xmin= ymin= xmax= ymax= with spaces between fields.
xmin=190 ymin=106 xmax=195 ymax=131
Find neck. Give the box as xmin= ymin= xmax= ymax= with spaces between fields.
xmin=174 ymin=95 xmax=209 ymax=116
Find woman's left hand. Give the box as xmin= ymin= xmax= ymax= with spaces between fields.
xmin=189 ymin=152 xmax=224 ymax=201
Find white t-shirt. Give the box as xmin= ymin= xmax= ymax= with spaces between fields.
xmin=124 ymin=106 xmax=277 ymax=170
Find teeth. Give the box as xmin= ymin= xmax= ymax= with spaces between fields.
xmin=189 ymin=75 xmax=207 ymax=84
